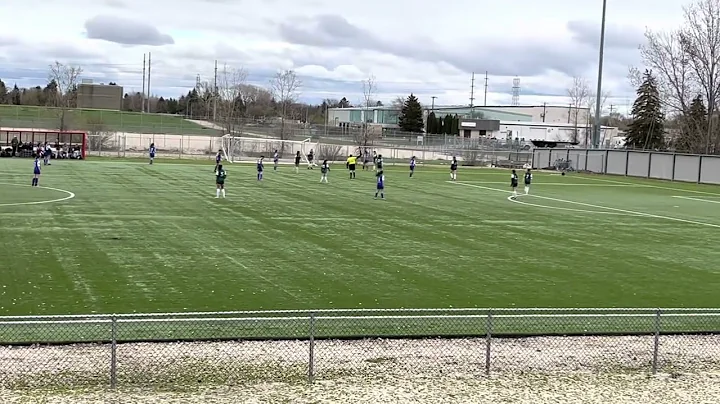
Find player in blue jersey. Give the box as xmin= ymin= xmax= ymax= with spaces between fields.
xmin=320 ymin=159 xmax=330 ymax=183
xmin=409 ymin=156 xmax=416 ymax=177
xmin=273 ymin=150 xmax=279 ymax=171
xmin=215 ymin=164 xmax=227 ymax=198
xmin=149 ymin=143 xmax=156 ymax=164
xmin=450 ymin=157 xmax=458 ymax=181
xmin=32 ymin=156 xmax=41 ymax=186
xmin=524 ymin=169 xmax=532 ymax=195
xmin=257 ymin=156 xmax=264 ymax=181
xmin=374 ymin=170 xmax=385 ymax=199
xmin=214 ymin=150 xmax=222 ymax=172
xmin=511 ymin=169 xmax=519 ymax=198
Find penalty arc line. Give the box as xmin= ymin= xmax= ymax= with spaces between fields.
xmin=450 ymin=181 xmax=720 ymax=229
xmin=0 ymin=183 xmax=75 ymax=207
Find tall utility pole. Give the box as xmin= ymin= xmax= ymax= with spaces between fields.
xmin=146 ymin=52 xmax=152 ymax=113
xmin=431 ymin=96 xmax=437 ymax=111
xmin=484 ymin=71 xmax=488 ymax=106
xmin=141 ymin=54 xmax=146 ymax=113
xmin=469 ymin=72 xmax=475 ymax=117
xmin=541 ymin=102 xmax=547 ymax=122
xmin=593 ymin=0 xmax=608 ymax=149
xmin=213 ymin=60 xmax=218 ymax=122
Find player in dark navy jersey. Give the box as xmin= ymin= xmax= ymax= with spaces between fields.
xmin=307 ymin=149 xmax=314 ymax=169
xmin=32 ymin=157 xmax=41 ymax=186
xmin=294 ymin=151 xmax=301 ymax=173
xmin=320 ymin=160 xmax=330 ymax=183
xmin=409 ymin=156 xmax=416 ymax=177
xmin=215 ymin=164 xmax=227 ymax=198
xmin=273 ymin=150 xmax=279 ymax=171
xmin=511 ymin=169 xmax=519 ymax=198
xmin=374 ymin=170 xmax=385 ymax=199
xmin=43 ymin=142 xmax=52 ymax=165
xmin=524 ymin=169 xmax=532 ymax=195
xmin=376 ymin=154 xmax=383 ymax=171
xmin=214 ymin=150 xmax=222 ymax=172
xmin=149 ymin=143 xmax=156 ymax=164
xmin=257 ymin=156 xmax=264 ymax=181
xmin=450 ymin=157 xmax=458 ymax=181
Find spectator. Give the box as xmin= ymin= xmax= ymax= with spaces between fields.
xmin=11 ymin=136 xmax=18 ymax=157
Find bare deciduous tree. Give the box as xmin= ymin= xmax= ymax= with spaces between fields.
xmin=357 ymin=75 xmax=379 ymax=149
xmin=214 ymin=64 xmax=247 ymax=135
xmin=566 ymin=76 xmax=590 ymax=143
xmin=269 ymin=70 xmax=301 ymax=140
xmin=48 ymin=61 xmax=82 ymax=131
xmin=585 ymin=91 xmax=611 ymax=146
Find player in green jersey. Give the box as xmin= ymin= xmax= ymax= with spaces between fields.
xmin=215 ymin=165 xmax=227 ymax=198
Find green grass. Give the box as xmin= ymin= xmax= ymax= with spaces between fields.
xmin=2 ymin=158 xmax=720 ymax=341
xmin=0 ymin=105 xmax=220 ymax=135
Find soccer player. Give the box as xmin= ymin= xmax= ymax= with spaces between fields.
xmin=149 ymin=143 xmax=156 ymax=164
xmin=511 ymin=169 xmax=519 ymax=198
xmin=363 ymin=149 xmax=370 ymax=170
xmin=273 ymin=150 xmax=279 ymax=171
xmin=31 ymin=156 xmax=41 ymax=186
xmin=524 ymin=169 xmax=532 ymax=195
xmin=409 ymin=156 xmax=416 ymax=177
xmin=43 ymin=142 xmax=52 ymax=166
xmin=320 ymin=160 xmax=330 ymax=183
xmin=294 ymin=151 xmax=301 ymax=173
xmin=257 ymin=156 xmax=264 ymax=181
xmin=215 ymin=164 xmax=227 ymax=198
xmin=374 ymin=170 xmax=385 ymax=199
xmin=376 ymin=154 xmax=383 ymax=172
xmin=372 ymin=151 xmax=378 ymax=171
xmin=450 ymin=157 xmax=458 ymax=181
xmin=214 ymin=150 xmax=222 ymax=172
xmin=307 ymin=149 xmax=314 ymax=169
xmin=346 ymin=154 xmax=357 ymax=179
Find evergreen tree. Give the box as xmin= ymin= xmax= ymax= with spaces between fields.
xmin=398 ymin=93 xmax=424 ymax=132
xmin=436 ymin=115 xmax=444 ymax=134
xmin=443 ymin=114 xmax=452 ymax=134
xmin=676 ymin=95 xmax=707 ymax=153
xmin=626 ymin=70 xmax=665 ymax=149
xmin=426 ymin=112 xmax=437 ymax=134
xmin=451 ymin=114 xmax=460 ymax=135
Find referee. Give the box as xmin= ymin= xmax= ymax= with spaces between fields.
xmin=346 ymin=154 xmax=357 ymax=179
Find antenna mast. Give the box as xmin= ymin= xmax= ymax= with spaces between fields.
xmin=469 ymin=72 xmax=476 ymax=116
xmin=484 ymin=71 xmax=488 ymax=106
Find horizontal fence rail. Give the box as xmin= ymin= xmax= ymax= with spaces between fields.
xmin=1 ymin=308 xmax=719 ymax=389
xmin=532 ymin=148 xmax=720 ymax=184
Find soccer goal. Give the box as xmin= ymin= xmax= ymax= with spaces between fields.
xmin=221 ymin=135 xmax=319 ymax=165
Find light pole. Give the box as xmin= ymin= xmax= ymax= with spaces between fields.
xmin=431 ymin=96 xmax=436 ymax=111
xmin=592 ymin=0 xmax=608 ymax=148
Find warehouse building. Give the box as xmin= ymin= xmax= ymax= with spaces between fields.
xmin=326 ymin=104 xmax=589 ymax=130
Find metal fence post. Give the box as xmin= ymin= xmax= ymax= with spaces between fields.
xmin=652 ymin=308 xmax=661 ymax=374
xmin=308 ymin=312 xmax=316 ymax=383
xmin=485 ymin=311 xmax=493 ymax=375
xmin=110 ymin=315 xmax=117 ymax=389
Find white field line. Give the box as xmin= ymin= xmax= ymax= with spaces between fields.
xmin=460 ymin=181 xmax=631 ymax=186
xmin=0 ymin=183 xmax=75 ymax=207
xmin=451 ymin=181 xmax=720 ymax=229
xmin=582 ymin=175 xmax=720 ymax=196
xmin=506 ymin=195 xmax=630 ymax=216
xmin=673 ymin=195 xmax=720 ymax=204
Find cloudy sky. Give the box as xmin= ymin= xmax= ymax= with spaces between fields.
xmin=0 ymin=0 xmax=685 ymax=112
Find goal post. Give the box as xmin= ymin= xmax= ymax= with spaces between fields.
xmin=220 ymin=135 xmax=319 ymax=165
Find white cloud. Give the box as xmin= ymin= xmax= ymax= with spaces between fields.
xmin=0 ymin=0 xmax=687 ymax=113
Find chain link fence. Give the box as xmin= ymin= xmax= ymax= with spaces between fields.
xmin=84 ymin=132 xmax=531 ymax=167
xmin=1 ymin=308 xmax=719 ymax=390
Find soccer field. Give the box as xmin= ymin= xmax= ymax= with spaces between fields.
xmin=1 ymin=158 xmax=720 ymax=317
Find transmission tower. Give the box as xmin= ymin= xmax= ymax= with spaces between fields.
xmin=511 ymin=77 xmax=520 ymax=106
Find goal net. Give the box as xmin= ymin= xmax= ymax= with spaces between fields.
xmin=221 ymin=135 xmax=319 ymax=165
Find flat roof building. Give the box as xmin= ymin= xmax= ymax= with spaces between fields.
xmin=77 ymin=81 xmax=123 ymax=110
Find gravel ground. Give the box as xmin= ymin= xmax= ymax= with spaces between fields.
xmin=1 ymin=335 xmax=719 ymax=402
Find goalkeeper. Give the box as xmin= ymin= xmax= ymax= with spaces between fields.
xmin=346 ymin=154 xmax=358 ymax=179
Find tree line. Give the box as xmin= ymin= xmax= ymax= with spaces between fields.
xmin=632 ymin=0 xmax=720 ymax=154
